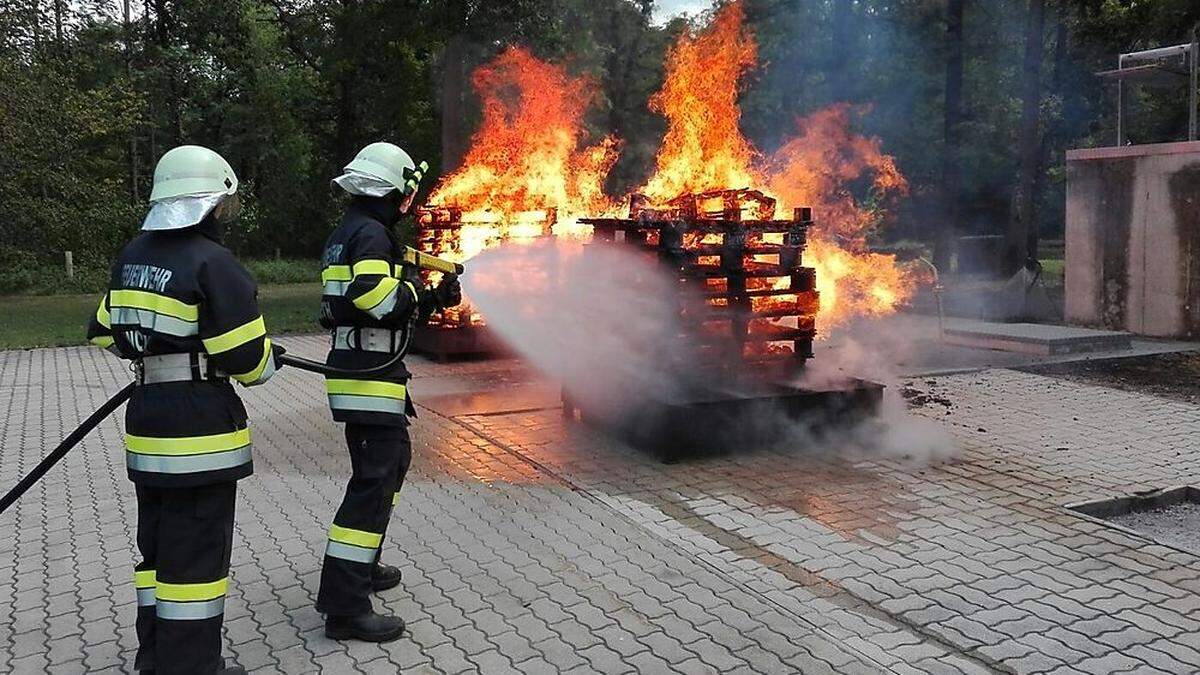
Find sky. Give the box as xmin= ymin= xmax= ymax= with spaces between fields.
xmin=652 ymin=0 xmax=712 ymax=24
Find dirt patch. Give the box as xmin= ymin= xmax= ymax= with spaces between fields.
xmin=900 ymin=382 xmax=954 ymax=410
xmin=1020 ymin=351 xmax=1200 ymax=404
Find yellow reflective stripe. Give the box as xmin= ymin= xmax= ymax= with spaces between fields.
xmin=134 ymin=570 xmax=157 ymax=589
xmin=96 ymin=297 xmax=111 ymax=328
xmin=325 ymin=379 xmax=407 ymax=400
xmin=155 ymin=578 xmax=228 ymax=602
xmin=203 ymin=316 xmax=266 ymax=354
xmin=351 ymin=259 xmax=392 ymax=277
xmin=403 ymin=281 xmax=419 ymax=302
xmin=126 ymin=428 xmax=251 ymax=456
xmin=109 ymin=290 xmax=199 ymax=321
xmin=353 ymin=277 xmax=400 ymax=311
xmin=91 ymin=336 xmax=115 ymax=349
xmin=392 ymin=491 xmax=400 ymax=506
xmin=328 ymin=524 xmax=382 ymax=549
xmin=232 ymin=339 xmax=272 ymax=384
xmin=321 ymin=265 xmax=352 ymax=283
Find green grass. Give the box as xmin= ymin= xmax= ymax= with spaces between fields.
xmin=1039 ymin=258 xmax=1064 ymax=280
xmin=0 ymin=283 xmax=323 ymax=350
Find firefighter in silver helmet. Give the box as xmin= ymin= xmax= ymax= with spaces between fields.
xmin=86 ymin=145 xmax=281 ymax=674
xmin=315 ymin=142 xmax=460 ymax=641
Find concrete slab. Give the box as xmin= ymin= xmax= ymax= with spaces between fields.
xmin=942 ymin=319 xmax=1133 ymax=355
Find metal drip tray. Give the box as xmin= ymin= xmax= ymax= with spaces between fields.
xmin=1067 ymin=486 xmax=1200 ymax=555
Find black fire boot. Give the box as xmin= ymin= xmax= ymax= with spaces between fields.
xmin=325 ymin=612 xmax=406 ymax=643
xmin=372 ymin=561 xmax=402 ymax=592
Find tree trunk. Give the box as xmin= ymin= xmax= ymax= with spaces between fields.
xmin=53 ymin=0 xmax=62 ymax=42
xmin=152 ymin=0 xmax=183 ymax=146
xmin=439 ymin=33 xmax=469 ymax=173
xmin=936 ymin=0 xmax=965 ymax=272
xmin=1008 ymin=0 xmax=1046 ymax=274
xmin=1030 ymin=2 xmax=1068 ymax=257
xmin=124 ymin=0 xmax=139 ymax=200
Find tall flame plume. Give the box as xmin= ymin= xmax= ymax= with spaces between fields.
xmin=425 ymin=46 xmax=620 ymax=262
xmin=425 ymin=1 xmax=916 ymax=331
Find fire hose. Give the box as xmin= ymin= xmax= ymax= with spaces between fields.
xmin=0 ymin=251 xmax=464 ymax=515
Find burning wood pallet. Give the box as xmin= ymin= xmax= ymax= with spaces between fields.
xmin=409 ymin=206 xmax=557 ymax=360
xmin=584 ymin=189 xmax=817 ymax=382
xmin=573 ymin=189 xmax=883 ymax=460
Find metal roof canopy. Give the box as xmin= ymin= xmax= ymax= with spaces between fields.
xmin=1096 ymin=27 xmax=1198 ymax=145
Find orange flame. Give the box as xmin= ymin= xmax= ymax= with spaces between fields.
xmin=426 ymin=46 xmax=620 ymax=261
xmin=638 ymin=1 xmax=915 ymax=329
xmin=640 ymin=1 xmax=759 ymax=202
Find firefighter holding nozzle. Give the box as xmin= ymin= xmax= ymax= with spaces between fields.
xmin=315 ymin=142 xmax=461 ymax=642
xmin=86 ymin=145 xmax=282 ymax=674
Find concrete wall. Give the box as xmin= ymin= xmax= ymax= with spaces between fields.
xmin=1065 ymin=141 xmax=1200 ymax=337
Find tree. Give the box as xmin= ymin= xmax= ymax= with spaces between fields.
xmin=1007 ymin=0 xmax=1046 ymax=274
xmin=936 ymin=0 xmax=965 ymax=271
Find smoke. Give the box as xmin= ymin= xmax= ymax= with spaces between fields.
xmin=463 ymin=240 xmax=689 ymax=423
xmin=798 ymin=320 xmax=960 ymax=465
xmin=463 ymin=242 xmax=958 ymax=466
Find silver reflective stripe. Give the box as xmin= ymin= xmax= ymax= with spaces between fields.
xmin=331 ymin=327 xmax=400 ymax=353
xmin=323 ymin=280 xmax=350 ymax=296
xmin=136 ymin=588 xmax=156 ymax=607
xmin=110 ymin=307 xmax=198 ymax=337
xmin=244 ymin=351 xmax=276 ymax=386
xmin=365 ymin=285 xmax=399 ymax=320
xmin=327 ymin=394 xmax=405 ymax=415
xmin=325 ymin=541 xmax=378 ymax=564
xmin=126 ymin=446 xmax=252 ymax=474
xmin=156 ymin=597 xmax=225 ymax=621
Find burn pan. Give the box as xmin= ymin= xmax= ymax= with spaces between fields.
xmin=1066 ymin=486 xmax=1200 ymax=556
xmin=562 ymin=378 xmax=884 ymax=462
xmin=411 ymin=325 xmax=510 ymax=362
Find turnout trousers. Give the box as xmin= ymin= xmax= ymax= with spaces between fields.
xmin=133 ymin=482 xmax=237 ymax=675
xmin=316 ymin=423 xmax=413 ymax=616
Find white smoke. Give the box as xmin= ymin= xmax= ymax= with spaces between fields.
xmin=463 ymin=240 xmax=687 ymax=423
xmin=463 ymin=241 xmax=958 ymax=465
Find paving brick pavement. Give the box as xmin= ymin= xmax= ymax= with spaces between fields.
xmin=1 ymin=336 xmax=1198 ymax=673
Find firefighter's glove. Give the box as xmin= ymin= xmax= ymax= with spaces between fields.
xmin=434 ymin=274 xmax=462 ymax=309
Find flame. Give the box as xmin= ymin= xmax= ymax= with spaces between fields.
xmin=637 ymin=1 xmax=915 ymax=330
xmin=425 ymin=46 xmax=620 ymax=261
xmin=640 ymin=1 xmax=759 ymax=202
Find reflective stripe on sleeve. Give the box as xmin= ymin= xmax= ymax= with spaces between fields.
xmin=90 ymin=335 xmax=115 ymax=349
xmin=96 ymin=297 xmax=112 ymax=328
xmin=353 ymin=277 xmax=401 ymax=317
xmin=231 ymin=338 xmax=275 ymax=386
xmin=203 ymin=316 xmax=266 ymax=354
xmin=351 ymin=259 xmax=392 ymax=277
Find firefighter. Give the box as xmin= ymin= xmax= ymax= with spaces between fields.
xmin=316 ymin=142 xmax=460 ymax=642
xmin=87 ymin=145 xmax=280 ymax=675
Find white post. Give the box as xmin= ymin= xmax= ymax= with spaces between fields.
xmin=65 ymin=251 xmax=74 ymax=280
